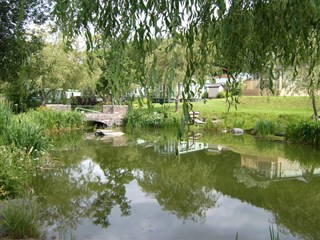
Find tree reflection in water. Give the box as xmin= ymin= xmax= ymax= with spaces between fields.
xmin=88 ymin=167 xmax=133 ymax=228
xmin=34 ymin=131 xmax=320 ymax=240
xmin=137 ymin=152 xmax=218 ymax=222
xmin=34 ymin=140 xmax=136 ymax=235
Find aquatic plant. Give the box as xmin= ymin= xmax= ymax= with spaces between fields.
xmin=0 ymin=197 xmax=44 ymax=239
xmin=286 ymin=120 xmax=320 ymax=147
xmin=234 ymin=226 xmax=281 ymax=240
xmin=255 ymin=119 xmax=276 ymax=136
xmin=4 ymin=118 xmax=49 ymax=154
xmin=202 ymin=119 xmax=223 ymax=133
xmin=269 ymin=225 xmax=280 ymax=240
xmin=0 ymin=101 xmax=11 ymax=133
xmin=25 ymin=107 xmax=84 ymax=130
xmin=0 ymin=146 xmax=48 ymax=198
xmin=0 ymin=102 xmax=85 ymax=199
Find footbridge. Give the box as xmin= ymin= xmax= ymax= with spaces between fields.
xmin=45 ymin=104 xmax=128 ymax=127
xmin=80 ymin=105 xmax=128 ymax=127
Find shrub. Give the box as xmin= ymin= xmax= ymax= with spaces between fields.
xmin=4 ymin=118 xmax=49 ymax=154
xmin=0 ymin=146 xmax=46 ymax=198
xmin=0 ymin=197 xmax=44 ymax=239
xmin=71 ymin=95 xmax=98 ymax=106
xmin=124 ymin=109 xmax=177 ymax=128
xmin=255 ymin=120 xmax=276 ymax=136
xmin=26 ymin=108 xmax=84 ymax=130
xmin=233 ymin=118 xmax=245 ymax=129
xmin=286 ymin=120 xmax=320 ymax=146
xmin=202 ymin=91 xmax=208 ymax=99
xmin=216 ymin=91 xmax=226 ymax=99
xmin=203 ymin=120 xmax=223 ymax=133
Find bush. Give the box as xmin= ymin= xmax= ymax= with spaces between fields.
xmin=216 ymin=91 xmax=226 ymax=99
xmin=4 ymin=118 xmax=49 ymax=154
xmin=0 ymin=146 xmax=46 ymax=198
xmin=27 ymin=108 xmax=84 ymax=130
xmin=0 ymin=197 xmax=44 ymax=239
xmin=71 ymin=96 xmax=98 ymax=106
xmin=124 ymin=109 xmax=177 ymax=128
xmin=286 ymin=120 xmax=320 ymax=146
xmin=255 ymin=120 xmax=276 ymax=136
xmin=202 ymin=91 xmax=208 ymax=99
xmin=203 ymin=120 xmax=223 ymax=133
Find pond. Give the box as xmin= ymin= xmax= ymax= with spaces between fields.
xmin=36 ymin=130 xmax=320 ymax=240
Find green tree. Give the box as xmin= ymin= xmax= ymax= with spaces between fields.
xmin=96 ymin=42 xmax=137 ymax=104
xmin=52 ymin=0 xmax=320 ymax=118
xmin=0 ymin=0 xmax=49 ymax=83
xmin=146 ymin=40 xmax=187 ymax=107
xmin=28 ymin=40 xmax=100 ymax=105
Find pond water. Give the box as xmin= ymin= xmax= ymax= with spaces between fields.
xmin=37 ymin=130 xmax=320 ymax=240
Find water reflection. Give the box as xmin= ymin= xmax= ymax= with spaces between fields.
xmin=136 ymin=153 xmax=218 ymax=222
xmin=240 ymin=154 xmax=320 ymax=181
xmin=154 ymin=141 xmax=208 ymax=155
xmin=39 ymin=131 xmax=320 ymax=239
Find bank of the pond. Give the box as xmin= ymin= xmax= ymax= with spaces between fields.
xmin=0 ymin=103 xmax=86 ymax=239
xmin=125 ymin=96 xmax=320 ymax=146
xmin=19 ymin=129 xmax=320 ymax=240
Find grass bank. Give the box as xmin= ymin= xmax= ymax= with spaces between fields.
xmin=0 ymin=103 xmax=85 ymax=197
xmin=128 ymin=96 xmax=320 ymax=144
xmin=0 ymin=102 xmax=85 ymax=239
xmin=147 ymin=96 xmax=315 ymax=129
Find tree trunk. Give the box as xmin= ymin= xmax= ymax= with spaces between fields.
xmin=40 ymin=90 xmax=52 ymax=106
xmin=175 ymin=94 xmax=179 ymax=112
xmin=175 ymin=84 xmax=181 ymax=112
xmin=311 ymin=90 xmax=318 ymax=120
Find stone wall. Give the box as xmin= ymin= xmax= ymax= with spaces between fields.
xmin=84 ymin=113 xmax=124 ymax=126
xmin=102 ymin=105 xmax=128 ymax=117
xmin=46 ymin=104 xmax=71 ymax=112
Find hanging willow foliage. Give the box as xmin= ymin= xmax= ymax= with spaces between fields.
xmin=53 ymin=0 xmax=320 ymax=122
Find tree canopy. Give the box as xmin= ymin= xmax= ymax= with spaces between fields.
xmin=52 ymin=0 xmax=320 ymax=115
xmin=28 ymin=40 xmax=100 ymax=105
xmin=2 ymin=0 xmax=320 ymax=117
xmin=0 ymin=0 xmax=49 ymax=83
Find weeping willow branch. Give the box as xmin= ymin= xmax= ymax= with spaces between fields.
xmin=52 ymin=0 xmax=320 ymax=124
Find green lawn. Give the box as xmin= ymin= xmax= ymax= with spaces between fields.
xmin=152 ymin=96 xmax=318 ymax=130
xmin=192 ymin=96 xmax=314 ymax=115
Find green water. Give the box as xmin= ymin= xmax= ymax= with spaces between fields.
xmin=35 ymin=130 xmax=320 ymax=240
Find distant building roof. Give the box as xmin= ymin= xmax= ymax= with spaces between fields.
xmin=208 ymin=83 xmax=224 ymax=88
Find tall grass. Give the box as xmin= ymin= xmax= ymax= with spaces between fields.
xmin=269 ymin=225 xmax=280 ymax=240
xmin=0 ymin=146 xmax=47 ymax=198
xmin=0 ymin=102 xmax=12 ymax=145
xmin=0 ymin=197 xmax=44 ymax=239
xmin=4 ymin=118 xmax=49 ymax=154
xmin=25 ymin=107 xmax=84 ymax=131
xmin=125 ymin=108 xmax=178 ymax=128
xmin=286 ymin=120 xmax=320 ymax=147
xmin=0 ymin=101 xmax=12 ymax=133
xmin=0 ymin=103 xmax=49 ymax=153
xmin=255 ymin=120 xmax=276 ymax=136
xmin=0 ymin=102 xmax=85 ymax=198
xmin=1 ymin=104 xmax=84 ymax=153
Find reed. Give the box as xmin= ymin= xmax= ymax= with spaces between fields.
xmin=255 ymin=119 xmax=276 ymax=136
xmin=0 ymin=197 xmax=44 ymax=239
xmin=0 ymin=101 xmax=11 ymax=132
xmin=0 ymin=146 xmax=46 ymax=198
xmin=24 ymin=108 xmax=84 ymax=130
xmin=286 ymin=120 xmax=320 ymax=147
xmin=4 ymin=118 xmax=49 ymax=154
